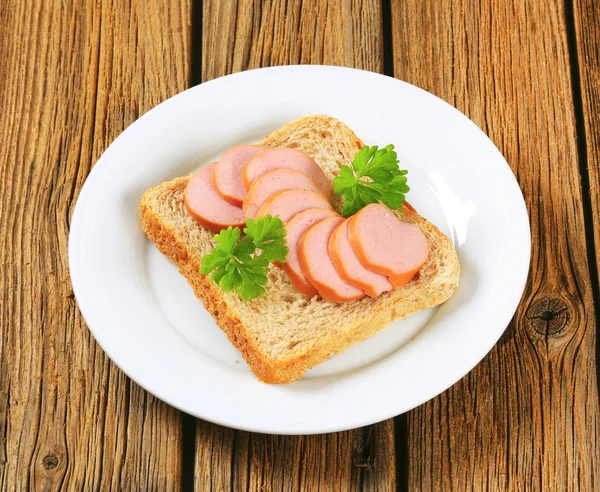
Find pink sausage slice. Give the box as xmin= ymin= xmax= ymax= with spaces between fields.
xmin=282 ymin=208 xmax=339 ymax=296
xmin=243 ymin=168 xmax=324 ymax=219
xmin=213 ymin=145 xmax=265 ymax=206
xmin=298 ymin=217 xmax=365 ymax=303
xmin=242 ymin=148 xmax=331 ymax=196
xmin=329 ymin=219 xmax=394 ymax=298
xmin=348 ymin=203 xmax=429 ymax=288
xmin=255 ymin=190 xmax=333 ymax=223
xmin=185 ymin=163 xmax=247 ymax=232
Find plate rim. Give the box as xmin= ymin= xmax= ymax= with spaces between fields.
xmin=68 ymin=65 xmax=531 ymax=435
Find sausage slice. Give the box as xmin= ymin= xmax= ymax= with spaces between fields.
xmin=329 ymin=219 xmax=394 ymax=298
xmin=282 ymin=208 xmax=339 ymax=296
xmin=348 ymin=203 xmax=429 ymax=288
xmin=185 ymin=163 xmax=246 ymax=232
xmin=255 ymin=189 xmax=333 ymax=223
xmin=298 ymin=217 xmax=365 ymax=303
xmin=213 ymin=145 xmax=265 ymax=206
xmin=243 ymin=168 xmax=324 ymax=219
xmin=242 ymin=148 xmax=331 ymax=196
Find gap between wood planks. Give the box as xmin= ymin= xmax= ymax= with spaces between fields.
xmin=380 ymin=0 xmax=411 ymax=489
xmin=181 ymin=412 xmax=196 ymax=491
xmin=181 ymin=0 xmax=204 ymax=488
xmin=563 ymin=0 xmax=600 ymax=399
xmin=190 ymin=0 xmax=204 ymax=88
xmin=182 ymin=0 xmax=202 ymax=487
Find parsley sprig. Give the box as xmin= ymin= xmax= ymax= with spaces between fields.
xmin=333 ymin=144 xmax=409 ymax=218
xmin=200 ymin=215 xmax=288 ymax=301
xmin=244 ymin=215 xmax=288 ymax=262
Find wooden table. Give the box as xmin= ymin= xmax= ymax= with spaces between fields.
xmin=1 ymin=1 xmax=599 ymax=490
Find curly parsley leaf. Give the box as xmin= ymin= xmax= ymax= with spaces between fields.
xmin=333 ymin=144 xmax=409 ymax=218
xmin=200 ymin=216 xmax=288 ymax=301
xmin=244 ymin=215 xmax=288 ymax=262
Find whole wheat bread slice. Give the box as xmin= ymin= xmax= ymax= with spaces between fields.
xmin=140 ymin=115 xmax=460 ymax=383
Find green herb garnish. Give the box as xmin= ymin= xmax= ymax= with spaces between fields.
xmin=244 ymin=215 xmax=288 ymax=262
xmin=333 ymin=144 xmax=409 ymax=218
xmin=200 ymin=215 xmax=288 ymax=301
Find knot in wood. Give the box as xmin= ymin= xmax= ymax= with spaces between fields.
xmin=42 ymin=454 xmax=59 ymax=470
xmin=525 ymin=296 xmax=570 ymax=336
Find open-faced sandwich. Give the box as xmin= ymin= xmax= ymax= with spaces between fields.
xmin=140 ymin=115 xmax=459 ymax=383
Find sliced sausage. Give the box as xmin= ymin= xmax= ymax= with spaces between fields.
xmin=348 ymin=203 xmax=429 ymax=288
xmin=213 ymin=145 xmax=265 ymax=206
xmin=255 ymin=189 xmax=333 ymax=223
xmin=185 ymin=163 xmax=246 ymax=232
xmin=282 ymin=208 xmax=339 ymax=296
xmin=298 ymin=217 xmax=365 ymax=303
xmin=242 ymin=148 xmax=331 ymax=196
xmin=329 ymin=219 xmax=394 ymax=298
xmin=243 ymin=168 xmax=324 ymax=219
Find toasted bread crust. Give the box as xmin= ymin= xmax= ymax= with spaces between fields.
xmin=141 ymin=195 xmax=284 ymax=382
xmin=140 ymin=115 xmax=460 ymax=383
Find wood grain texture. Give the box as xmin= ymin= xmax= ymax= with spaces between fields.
xmin=197 ymin=1 xmax=395 ymax=491
xmin=0 ymin=1 xmax=190 ymax=489
xmin=196 ymin=422 xmax=395 ymax=491
xmin=572 ymin=0 xmax=600 ymax=314
xmin=391 ymin=0 xmax=600 ymax=490
xmin=202 ymin=0 xmax=383 ymax=81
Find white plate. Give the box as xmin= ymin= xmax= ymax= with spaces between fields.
xmin=69 ymin=66 xmax=530 ymax=435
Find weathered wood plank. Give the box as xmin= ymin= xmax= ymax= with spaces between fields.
xmin=197 ymin=1 xmax=395 ymax=490
xmin=572 ymin=0 xmax=600 ymax=321
xmin=196 ymin=421 xmax=396 ymax=491
xmin=0 ymin=1 xmax=191 ymax=489
xmin=390 ymin=0 xmax=600 ymax=489
xmin=202 ymin=0 xmax=383 ymax=81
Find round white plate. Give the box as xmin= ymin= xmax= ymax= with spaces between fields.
xmin=69 ymin=66 xmax=530 ymax=435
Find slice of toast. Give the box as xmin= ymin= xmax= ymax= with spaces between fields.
xmin=140 ymin=115 xmax=460 ymax=383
